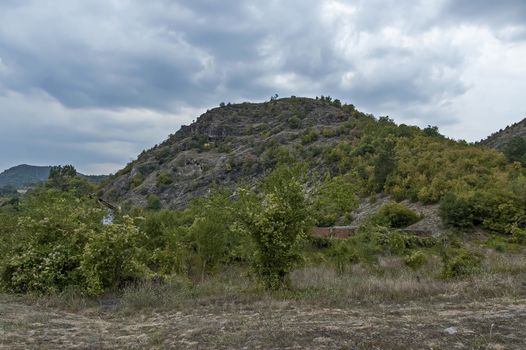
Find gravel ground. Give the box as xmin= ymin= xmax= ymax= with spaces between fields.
xmin=2 ymin=295 xmax=525 ymax=349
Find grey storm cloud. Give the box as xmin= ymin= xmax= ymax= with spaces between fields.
xmin=0 ymin=0 xmax=525 ymax=173
xmin=444 ymin=0 xmax=526 ymax=25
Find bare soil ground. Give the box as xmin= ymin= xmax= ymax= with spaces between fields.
xmin=1 ymin=294 xmax=526 ymax=349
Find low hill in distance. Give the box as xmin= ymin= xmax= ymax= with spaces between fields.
xmin=0 ymin=164 xmax=107 ymax=189
xmin=0 ymin=164 xmax=51 ymax=188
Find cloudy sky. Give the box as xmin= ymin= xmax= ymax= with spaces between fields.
xmin=1 ymin=0 xmax=526 ymax=174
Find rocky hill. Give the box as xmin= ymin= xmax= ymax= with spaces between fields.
xmin=480 ymin=117 xmax=526 ymax=149
xmin=101 ymin=96 xmax=522 ymax=216
xmin=101 ymin=97 xmax=364 ymax=208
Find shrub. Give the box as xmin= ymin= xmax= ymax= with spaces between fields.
xmin=403 ymin=251 xmax=427 ymax=270
xmin=131 ymin=173 xmax=144 ymax=188
xmin=511 ymin=226 xmax=526 ymax=244
xmin=238 ymin=165 xmax=314 ymax=289
xmin=188 ymin=189 xmax=243 ymax=272
xmin=308 ymin=235 xmax=332 ymax=250
xmin=157 ymin=172 xmax=173 ymax=186
xmin=0 ymin=191 xmax=104 ymax=294
xmin=0 ymin=191 xmax=148 ymax=296
xmin=503 ymin=136 xmax=526 ymax=166
xmin=327 ymin=240 xmax=359 ymax=274
xmin=146 ymin=194 xmax=162 ymax=211
xmin=439 ymin=193 xmax=474 ymax=229
xmin=287 ymin=115 xmax=301 ymax=129
xmin=81 ymin=217 xmax=145 ymax=295
xmin=371 ymin=202 xmax=421 ymax=228
xmin=441 ymin=249 xmax=482 ymax=279
xmin=301 ymin=129 xmax=319 ymax=145
xmin=312 ymin=175 xmax=358 ymax=226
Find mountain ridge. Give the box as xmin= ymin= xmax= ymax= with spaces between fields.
xmin=479 ymin=117 xmax=526 ymax=149
xmin=0 ymin=164 xmax=108 ymax=189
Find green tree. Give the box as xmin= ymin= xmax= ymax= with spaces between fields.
xmin=146 ymin=194 xmax=162 ymax=211
xmin=373 ymin=140 xmax=396 ymax=192
xmin=188 ymin=189 xmax=239 ymax=272
xmin=503 ymin=136 xmax=526 ymax=166
xmin=46 ymin=165 xmax=93 ymax=195
xmin=313 ymin=174 xmax=358 ymax=226
xmin=238 ymin=165 xmax=313 ymax=289
xmin=439 ymin=193 xmax=474 ymax=229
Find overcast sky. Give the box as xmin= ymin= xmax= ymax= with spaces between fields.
xmin=1 ymin=0 xmax=526 ymax=174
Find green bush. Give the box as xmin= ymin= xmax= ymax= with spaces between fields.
xmin=312 ymin=175 xmax=358 ymax=226
xmin=371 ymin=202 xmax=420 ymax=228
xmin=441 ymin=249 xmax=482 ymax=279
xmin=287 ymin=115 xmax=301 ymax=129
xmin=301 ymin=128 xmax=319 ymax=145
xmin=403 ymin=250 xmax=427 ymax=270
xmin=131 ymin=173 xmax=144 ymax=188
xmin=511 ymin=226 xmax=526 ymax=244
xmin=439 ymin=193 xmax=474 ymax=229
xmin=146 ymin=194 xmax=162 ymax=210
xmin=157 ymin=172 xmax=173 ymax=186
xmin=238 ymin=165 xmax=314 ymax=289
xmin=188 ymin=190 xmax=243 ymax=272
xmin=0 ymin=190 xmax=148 ymax=296
xmin=327 ymin=240 xmax=359 ymax=274
xmin=81 ymin=217 xmax=145 ymax=295
xmin=503 ymin=136 xmax=526 ymax=166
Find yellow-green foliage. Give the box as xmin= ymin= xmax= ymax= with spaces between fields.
xmin=81 ymin=217 xmax=145 ymax=295
xmin=319 ymin=116 xmax=526 ymax=234
xmin=238 ymin=165 xmax=314 ymax=289
xmin=370 ymin=202 xmax=420 ymax=228
xmin=403 ymin=250 xmax=428 ymax=270
xmin=312 ymin=174 xmax=358 ymax=226
xmin=441 ymin=248 xmax=482 ymax=279
xmin=0 ymin=190 xmax=104 ymax=294
xmin=388 ymin=136 xmax=509 ymax=203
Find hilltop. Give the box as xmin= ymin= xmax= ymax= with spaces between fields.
xmin=0 ymin=164 xmax=51 ymax=188
xmin=101 ymin=97 xmax=357 ymax=208
xmin=101 ymin=96 xmax=519 ymax=215
xmin=0 ymin=164 xmax=108 ymax=189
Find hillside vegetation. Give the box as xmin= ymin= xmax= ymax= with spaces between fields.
xmin=102 ymin=97 xmax=526 ymax=234
xmin=0 ymin=164 xmax=108 ymax=191
xmin=1 ymin=96 xmax=525 ymax=297
xmin=0 ymin=164 xmax=51 ymax=188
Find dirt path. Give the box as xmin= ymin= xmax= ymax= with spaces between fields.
xmin=1 ymin=296 xmax=525 ymax=349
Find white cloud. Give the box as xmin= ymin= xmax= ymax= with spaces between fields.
xmin=1 ymin=0 xmax=526 ymax=172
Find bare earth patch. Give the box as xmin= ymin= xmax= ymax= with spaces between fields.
xmin=1 ymin=295 xmax=526 ymax=349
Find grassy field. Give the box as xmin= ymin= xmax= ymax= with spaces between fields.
xmin=1 ymin=248 xmax=526 ymax=349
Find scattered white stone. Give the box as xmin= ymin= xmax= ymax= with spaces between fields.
xmin=444 ymin=326 xmax=458 ymax=335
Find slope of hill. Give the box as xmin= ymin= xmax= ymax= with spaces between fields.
xmin=0 ymin=164 xmax=108 ymax=189
xmin=101 ymin=97 xmax=360 ymax=208
xmin=480 ymin=117 xmax=526 ymax=149
xmin=101 ymin=96 xmax=520 ymax=215
xmin=0 ymin=164 xmax=51 ymax=188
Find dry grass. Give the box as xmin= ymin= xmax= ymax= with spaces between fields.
xmin=1 ymin=249 xmax=525 ymax=349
